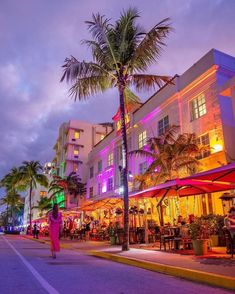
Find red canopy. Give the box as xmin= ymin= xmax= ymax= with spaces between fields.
xmin=186 ymin=162 xmax=235 ymax=183
xmin=130 ymin=178 xmax=235 ymax=199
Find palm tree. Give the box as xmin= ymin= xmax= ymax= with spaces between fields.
xmin=130 ymin=126 xmax=202 ymax=188
xmin=20 ymin=161 xmax=49 ymax=233
xmin=0 ymin=167 xmax=25 ymax=228
xmin=61 ymin=8 xmax=172 ymax=250
xmin=2 ymin=191 xmax=23 ymax=226
xmin=33 ymin=196 xmax=52 ymax=217
xmin=49 ymin=172 xmax=86 ymax=206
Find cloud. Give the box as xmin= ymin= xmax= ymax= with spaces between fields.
xmin=0 ymin=0 xmax=235 ymax=181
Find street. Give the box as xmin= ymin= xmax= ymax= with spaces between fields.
xmin=0 ymin=235 xmax=231 ymax=294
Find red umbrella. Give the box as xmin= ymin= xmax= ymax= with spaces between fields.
xmin=186 ymin=162 xmax=235 ymax=183
xmin=130 ymin=178 xmax=235 ymax=199
xmin=130 ymin=178 xmax=235 ymax=226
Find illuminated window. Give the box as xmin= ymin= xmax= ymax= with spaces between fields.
xmin=118 ymin=145 xmax=123 ymax=161
xmin=90 ymin=166 xmax=94 ymax=179
xmin=108 ymin=153 xmax=113 ymax=166
xmin=89 ymin=187 xmax=93 ymax=198
xmin=74 ymin=131 xmax=80 ymax=139
xmin=138 ymin=131 xmax=147 ymax=149
xmin=139 ymin=162 xmax=147 ymax=175
xmin=73 ymin=163 xmax=78 ymax=173
xmin=39 ymin=191 xmax=47 ymax=197
xmin=191 ymin=94 xmax=206 ymax=120
xmin=107 ymin=177 xmax=113 ymax=191
xmin=98 ymin=160 xmax=102 ymax=173
xmin=196 ymin=133 xmax=210 ymax=159
xmin=158 ymin=115 xmax=169 ymax=136
xmin=73 ymin=149 xmax=79 ymax=156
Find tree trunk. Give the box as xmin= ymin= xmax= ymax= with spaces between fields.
xmin=119 ymin=86 xmax=129 ymax=251
xmin=29 ymin=180 xmax=33 ymax=235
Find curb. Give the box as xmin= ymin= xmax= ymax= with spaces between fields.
xmin=89 ymin=250 xmax=235 ymax=291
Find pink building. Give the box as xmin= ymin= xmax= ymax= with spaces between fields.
xmin=86 ymin=49 xmax=235 ymax=217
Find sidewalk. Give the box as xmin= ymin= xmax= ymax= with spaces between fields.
xmin=24 ymin=235 xmax=235 ymax=290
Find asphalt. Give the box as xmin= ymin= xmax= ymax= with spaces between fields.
xmin=23 ymin=235 xmax=235 ymax=291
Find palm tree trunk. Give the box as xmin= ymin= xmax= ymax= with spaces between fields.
xmin=119 ymin=86 xmax=129 ymax=251
xmin=29 ymin=180 xmax=33 ymax=234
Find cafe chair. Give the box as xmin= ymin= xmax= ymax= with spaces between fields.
xmin=223 ymin=228 xmax=234 ymax=258
xmin=159 ymin=228 xmax=174 ymax=251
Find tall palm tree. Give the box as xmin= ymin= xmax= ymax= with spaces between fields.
xmin=130 ymin=126 xmax=202 ymax=189
xmin=20 ymin=161 xmax=48 ymax=233
xmin=61 ymin=8 xmax=172 ymax=250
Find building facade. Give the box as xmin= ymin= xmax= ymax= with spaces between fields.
xmin=52 ymin=120 xmax=113 ymax=208
xmin=86 ymin=49 xmax=235 ymax=220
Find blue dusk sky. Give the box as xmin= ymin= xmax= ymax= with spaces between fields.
xmin=0 ymin=0 xmax=235 ymax=181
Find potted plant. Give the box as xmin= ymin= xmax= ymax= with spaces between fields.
xmin=189 ymin=217 xmax=209 ymax=255
xmin=107 ymin=225 xmax=116 ymax=245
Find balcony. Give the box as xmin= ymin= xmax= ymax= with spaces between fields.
xmin=66 ymin=156 xmax=83 ymax=164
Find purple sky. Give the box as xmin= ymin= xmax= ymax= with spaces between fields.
xmin=0 ymin=0 xmax=235 ymax=181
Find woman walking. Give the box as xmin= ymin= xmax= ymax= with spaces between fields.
xmin=48 ymin=203 xmax=62 ymax=259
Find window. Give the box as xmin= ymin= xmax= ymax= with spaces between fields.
xmin=116 ymin=114 xmax=130 ymax=131
xmin=74 ymin=131 xmax=80 ymax=139
xmin=73 ymin=148 xmax=79 ymax=156
xmin=90 ymin=166 xmax=94 ymax=179
xmin=158 ymin=115 xmax=169 ymax=136
xmin=101 ymin=134 xmax=105 ymax=140
xmin=138 ymin=131 xmax=147 ymax=149
xmin=139 ymin=161 xmax=147 ymax=175
xmin=98 ymin=183 xmax=102 ymax=195
xmin=108 ymin=153 xmax=113 ymax=166
xmin=40 ymin=191 xmax=47 ymax=197
xmin=191 ymin=94 xmax=206 ymax=120
xmin=89 ymin=187 xmax=93 ymax=198
xmin=73 ymin=163 xmax=78 ymax=173
xmin=196 ymin=133 xmax=210 ymax=159
xmin=118 ymin=145 xmax=123 ymax=162
xmin=98 ymin=160 xmax=102 ymax=173
xmin=107 ymin=177 xmax=113 ymax=191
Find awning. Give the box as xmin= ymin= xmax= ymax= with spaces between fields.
xmin=79 ymin=196 xmax=123 ymax=211
xmin=186 ymin=162 xmax=235 ymax=183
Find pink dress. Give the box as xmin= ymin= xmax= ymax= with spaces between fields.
xmin=48 ymin=212 xmax=62 ymax=252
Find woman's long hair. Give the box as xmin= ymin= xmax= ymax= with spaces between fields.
xmin=52 ymin=203 xmax=59 ymax=219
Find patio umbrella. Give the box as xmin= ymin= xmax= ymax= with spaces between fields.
xmin=186 ymin=162 xmax=235 ymax=183
xmin=130 ymin=178 xmax=235 ymax=199
xmin=130 ymin=178 xmax=235 ymax=225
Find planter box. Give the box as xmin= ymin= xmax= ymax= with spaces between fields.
xmin=210 ymin=235 xmax=219 ymax=247
xmin=192 ymin=239 xmax=208 ymax=255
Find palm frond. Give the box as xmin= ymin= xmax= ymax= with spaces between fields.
xmin=124 ymin=88 xmax=142 ymax=105
xmin=85 ymin=13 xmax=119 ymax=71
xmin=131 ymin=74 xmax=172 ymax=91
xmin=130 ymin=18 xmax=172 ymax=71
xmin=128 ymin=149 xmax=155 ymax=159
xmin=69 ymin=74 xmax=114 ymax=100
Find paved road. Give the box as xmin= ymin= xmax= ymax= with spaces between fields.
xmin=0 ymin=235 xmax=231 ymax=294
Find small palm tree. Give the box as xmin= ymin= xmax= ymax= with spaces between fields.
xmin=33 ymin=196 xmax=52 ymax=217
xmin=130 ymin=126 xmax=202 ymax=189
xmin=2 ymin=191 xmax=23 ymax=226
xmin=61 ymin=8 xmax=172 ymax=250
xmin=20 ymin=161 xmax=48 ymax=233
xmin=49 ymin=172 xmax=86 ymax=206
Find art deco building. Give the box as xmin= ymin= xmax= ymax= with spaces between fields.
xmin=86 ymin=49 xmax=235 ymax=220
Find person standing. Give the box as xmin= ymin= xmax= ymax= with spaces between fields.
xmin=48 ymin=203 xmax=62 ymax=259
